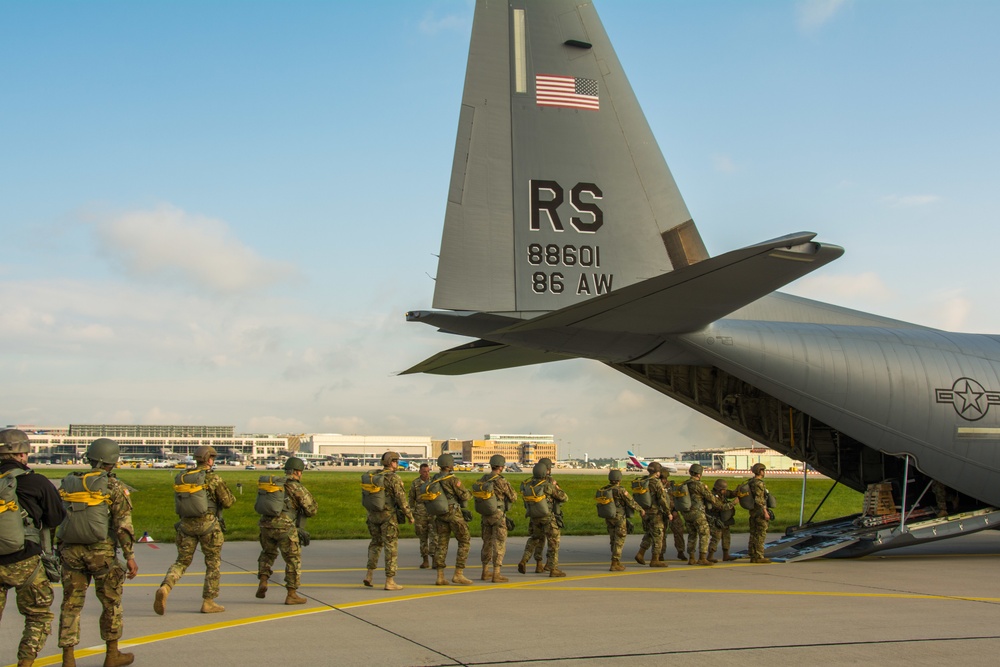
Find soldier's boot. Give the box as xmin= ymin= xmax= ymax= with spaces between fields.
xmin=17 ymin=659 xmax=34 ymax=667
xmin=102 ymin=640 xmax=134 ymax=667
xmin=201 ymin=598 xmax=225 ymax=613
xmin=435 ymin=568 xmax=449 ymax=585
xmin=751 ymin=557 xmax=773 ymax=564
xmin=549 ymin=567 xmax=566 ymax=577
xmin=452 ymin=568 xmax=473 ymax=585
xmin=677 ymin=551 xmax=687 ymax=561
xmin=420 ymin=555 xmax=430 ymax=569
xmin=688 ymin=554 xmax=696 ymax=565
xmin=723 ymin=550 xmax=738 ymax=561
xmin=696 ymin=553 xmax=713 ymax=566
xmin=285 ymin=589 xmax=307 ymax=604
xmin=535 ymin=560 xmax=546 ymax=573
xmin=61 ymin=647 xmax=76 ymax=667
xmin=255 ymin=575 xmax=268 ymax=598
xmin=634 ymin=548 xmax=646 ymax=565
xmin=492 ymin=566 xmax=509 ymax=583
xmin=649 ymin=552 xmax=668 ymax=567
xmin=481 ymin=565 xmax=492 ymax=580
xmin=384 ymin=577 xmax=403 ymax=591
xmin=517 ymin=558 xmax=527 ymax=574
xmin=153 ymin=584 xmax=170 ymax=615
xmin=363 ymin=568 xmax=374 ymax=587
xmin=610 ymin=558 xmax=626 ymax=572
xmin=707 ymin=553 xmax=719 ymax=563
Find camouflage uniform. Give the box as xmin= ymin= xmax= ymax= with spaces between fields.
xmin=748 ymin=477 xmax=770 ymax=561
xmin=408 ymin=476 xmax=437 ymax=561
xmin=479 ymin=474 xmax=517 ymax=569
xmin=603 ymin=483 xmax=642 ymax=562
xmin=432 ymin=473 xmax=472 ymax=570
xmin=637 ymin=476 xmax=670 ymax=561
xmin=58 ymin=473 xmax=135 ymax=649
xmin=525 ymin=473 xmax=562 ymax=566
xmin=681 ymin=477 xmax=719 ymax=561
xmin=0 ymin=459 xmax=65 ymax=663
xmin=258 ymin=478 xmax=318 ymax=591
xmin=667 ymin=501 xmax=687 ymax=559
xmin=160 ymin=467 xmax=235 ymax=600
xmin=520 ymin=480 xmax=569 ymax=573
xmin=707 ymin=487 xmax=738 ymax=559
xmin=366 ymin=467 xmax=410 ymax=577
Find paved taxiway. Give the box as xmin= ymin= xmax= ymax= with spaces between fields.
xmin=5 ymin=531 xmax=1000 ymax=667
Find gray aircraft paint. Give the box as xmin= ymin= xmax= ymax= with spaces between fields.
xmin=408 ymin=0 xmax=1000 ymax=516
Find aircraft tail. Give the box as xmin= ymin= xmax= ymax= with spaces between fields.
xmin=433 ymin=0 xmax=707 ymax=316
xmin=626 ymin=451 xmax=647 ymax=469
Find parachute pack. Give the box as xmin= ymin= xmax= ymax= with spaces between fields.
xmin=472 ymin=473 xmax=501 ymax=516
xmin=670 ymin=481 xmax=693 ymax=512
xmin=256 ymin=475 xmax=291 ymax=517
xmin=361 ymin=469 xmax=386 ymax=512
xmin=737 ymin=480 xmax=754 ymax=510
xmin=58 ymin=470 xmax=111 ymax=545
xmin=0 ymin=469 xmax=28 ymax=555
xmin=173 ymin=468 xmax=214 ymax=519
xmin=417 ymin=473 xmax=454 ymax=516
xmin=595 ymin=485 xmax=617 ymax=519
xmin=631 ymin=476 xmax=652 ymax=509
xmin=520 ymin=478 xmax=551 ymax=518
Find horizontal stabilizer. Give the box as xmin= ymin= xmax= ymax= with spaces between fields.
xmin=497 ymin=232 xmax=844 ymax=335
xmin=400 ymin=339 xmax=575 ymax=376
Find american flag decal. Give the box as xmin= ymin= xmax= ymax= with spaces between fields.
xmin=535 ymin=74 xmax=599 ymax=110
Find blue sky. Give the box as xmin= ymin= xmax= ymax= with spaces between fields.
xmin=2 ymin=0 xmax=998 ymax=459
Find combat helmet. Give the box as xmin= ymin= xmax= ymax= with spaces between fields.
xmin=538 ymin=457 xmax=553 ymax=471
xmin=689 ymin=463 xmax=704 ymax=476
xmin=0 ymin=429 xmax=30 ymax=455
xmin=608 ymin=469 xmax=623 ymax=482
xmin=86 ymin=438 xmax=120 ymax=466
xmin=646 ymin=461 xmax=662 ymax=474
xmin=713 ymin=479 xmax=728 ymax=491
xmin=437 ymin=453 xmax=454 ymax=469
xmin=532 ymin=461 xmax=548 ymax=479
xmin=284 ymin=456 xmax=306 ymax=472
xmin=381 ymin=451 xmax=400 ymax=466
xmin=194 ymin=445 xmax=217 ymax=462
xmin=489 ymin=454 xmax=506 ymax=468
xmin=751 ymin=463 xmax=767 ymax=475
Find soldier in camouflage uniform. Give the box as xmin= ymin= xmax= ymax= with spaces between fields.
xmin=600 ymin=469 xmax=644 ymax=571
xmin=706 ymin=478 xmax=739 ymax=562
xmin=431 ymin=453 xmax=474 ymax=585
xmin=522 ymin=457 xmax=558 ymax=572
xmin=364 ymin=451 xmax=414 ymax=590
xmin=517 ymin=462 xmax=570 ymax=577
xmin=154 ymin=445 xmax=235 ymax=615
xmin=57 ymin=438 xmax=138 ymax=667
xmin=747 ymin=463 xmax=772 ymax=563
xmin=665 ymin=482 xmax=688 ymax=561
xmin=407 ymin=463 xmax=436 ymax=568
xmin=634 ymin=462 xmax=671 ymax=567
xmin=680 ymin=464 xmax=720 ymax=566
xmin=477 ymin=455 xmax=517 ymax=582
xmin=256 ymin=457 xmax=318 ymax=604
xmin=0 ymin=429 xmax=66 ymax=667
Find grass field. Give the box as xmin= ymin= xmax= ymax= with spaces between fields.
xmin=38 ymin=469 xmax=864 ymax=542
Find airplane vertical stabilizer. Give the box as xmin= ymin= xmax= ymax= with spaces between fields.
xmin=433 ymin=0 xmax=708 ymax=316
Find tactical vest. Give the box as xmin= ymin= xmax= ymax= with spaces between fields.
xmin=361 ymin=469 xmax=387 ymax=512
xmin=595 ymin=485 xmax=617 ymax=519
xmin=417 ymin=473 xmax=454 ymax=516
xmin=671 ymin=480 xmax=693 ymax=512
xmin=472 ymin=473 xmax=502 ymax=516
xmin=520 ymin=478 xmax=551 ymax=518
xmin=631 ymin=477 xmax=652 ymax=509
xmin=57 ymin=470 xmax=111 ymax=545
xmin=173 ymin=468 xmax=216 ymax=519
xmin=0 ymin=469 xmax=30 ymax=555
xmin=256 ymin=475 xmax=295 ymax=518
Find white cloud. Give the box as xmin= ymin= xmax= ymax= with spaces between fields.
xmin=92 ymin=205 xmax=298 ymax=295
xmin=797 ymin=0 xmax=850 ymax=32
xmin=712 ymin=154 xmax=737 ymax=173
xmin=880 ymin=194 xmax=942 ymax=208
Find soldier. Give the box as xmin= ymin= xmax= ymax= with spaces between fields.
xmin=600 ymin=469 xmax=644 ymax=571
xmin=477 ymin=455 xmax=517 ymax=582
xmin=255 ymin=457 xmax=318 ymax=604
xmin=522 ymin=457 xmax=556 ymax=573
xmin=517 ymin=462 xmax=569 ymax=577
xmin=57 ymin=438 xmax=138 ymax=667
xmin=0 ymin=429 xmax=65 ymax=667
xmin=748 ymin=463 xmax=772 ymax=563
xmin=154 ymin=445 xmax=235 ymax=615
xmin=679 ymin=464 xmax=719 ymax=566
xmin=364 ymin=451 xmax=413 ymax=590
xmin=706 ymin=478 xmax=739 ymax=562
xmin=634 ymin=462 xmax=672 ymax=567
xmin=665 ymin=481 xmax=688 ymax=561
xmin=407 ymin=463 xmax=436 ymax=568
xmin=431 ymin=453 xmax=473 ymax=585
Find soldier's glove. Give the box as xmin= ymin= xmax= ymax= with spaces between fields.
xmin=555 ymin=515 xmax=565 ymax=529
xmin=461 ymin=508 xmax=474 ymax=522
xmin=626 ymin=520 xmax=634 ymax=534
xmin=41 ymin=552 xmax=62 ymax=583
xmin=767 ymin=509 xmax=776 ymax=521
xmin=297 ymin=528 xmax=311 ymax=547
xmin=396 ymin=508 xmax=407 ymax=524
xmin=219 ymin=517 xmax=228 ymax=533
xmin=505 ymin=517 xmax=515 ymax=531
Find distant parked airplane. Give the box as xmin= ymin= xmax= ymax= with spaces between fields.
xmin=626 ymin=451 xmax=678 ymax=475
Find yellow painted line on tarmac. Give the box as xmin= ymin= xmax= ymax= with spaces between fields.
xmin=513 ymin=586 xmax=1000 ymax=602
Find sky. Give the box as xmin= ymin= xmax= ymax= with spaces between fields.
xmin=2 ymin=0 xmax=999 ymax=459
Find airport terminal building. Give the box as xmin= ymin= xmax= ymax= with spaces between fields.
xmin=299 ymin=433 xmax=432 ymax=467
xmin=439 ymin=433 xmax=557 ymax=466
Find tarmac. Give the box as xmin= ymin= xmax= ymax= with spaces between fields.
xmin=4 ymin=530 xmax=1000 ymax=667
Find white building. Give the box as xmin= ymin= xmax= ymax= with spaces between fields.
xmin=301 ymin=434 xmax=432 ymax=467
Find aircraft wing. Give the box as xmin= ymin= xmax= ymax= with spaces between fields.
xmin=400 ymin=339 xmax=576 ymax=376
xmin=497 ymin=232 xmax=844 ymax=335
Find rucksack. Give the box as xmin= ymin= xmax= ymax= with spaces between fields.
xmin=0 ymin=469 xmax=28 ymax=555
xmin=256 ymin=475 xmax=292 ymax=517
xmin=417 ymin=473 xmax=454 ymax=516
xmin=174 ymin=468 xmax=215 ymax=519
xmin=670 ymin=480 xmax=693 ymax=512
xmin=57 ymin=470 xmax=111 ymax=545
xmin=361 ymin=469 xmax=386 ymax=512
xmin=631 ymin=476 xmax=652 ymax=509
xmin=595 ymin=485 xmax=617 ymax=519
xmin=520 ymin=478 xmax=551 ymax=518
xmin=737 ymin=479 xmax=754 ymax=510
xmin=472 ymin=473 xmax=501 ymax=516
